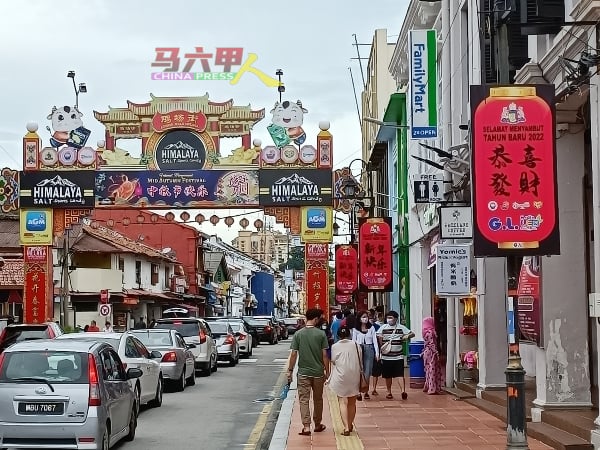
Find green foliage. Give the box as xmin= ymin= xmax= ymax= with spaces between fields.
xmin=279 ymin=246 xmax=305 ymax=272
xmin=62 ymin=325 xmax=79 ymax=334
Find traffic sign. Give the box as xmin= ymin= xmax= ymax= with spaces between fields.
xmin=100 ymin=289 xmax=109 ymax=304
xmin=413 ymin=173 xmax=444 ymax=203
xmin=99 ymin=304 xmax=112 ymax=317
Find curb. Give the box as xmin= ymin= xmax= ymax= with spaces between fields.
xmin=268 ymin=368 xmax=297 ymax=450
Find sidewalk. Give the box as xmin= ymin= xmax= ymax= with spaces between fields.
xmin=282 ymin=384 xmax=554 ymax=449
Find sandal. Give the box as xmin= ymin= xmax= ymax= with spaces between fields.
xmin=314 ymin=424 xmax=327 ymax=433
xmin=386 ymin=393 xmax=394 ymax=399
xmin=357 ymin=394 xmax=362 ymax=401
xmin=298 ymin=429 xmax=311 ymax=436
xmin=364 ymin=393 xmax=370 ymax=400
xmin=342 ymin=430 xmax=351 ymax=436
xmin=371 ymin=390 xmax=379 ymax=396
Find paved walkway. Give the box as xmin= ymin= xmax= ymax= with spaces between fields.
xmin=285 ymin=384 xmax=553 ymax=449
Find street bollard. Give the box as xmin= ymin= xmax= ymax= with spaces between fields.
xmin=506 ymin=343 xmax=529 ymax=449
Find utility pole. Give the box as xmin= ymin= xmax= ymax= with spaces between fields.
xmin=287 ymin=231 xmax=292 ymax=316
xmin=61 ymin=229 xmax=70 ymax=328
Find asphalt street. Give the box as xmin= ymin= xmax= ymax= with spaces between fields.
xmin=115 ymin=339 xmax=291 ymax=450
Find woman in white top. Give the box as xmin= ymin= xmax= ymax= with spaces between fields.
xmin=351 ymin=310 xmax=380 ymax=400
xmin=328 ymin=326 xmax=362 ymax=436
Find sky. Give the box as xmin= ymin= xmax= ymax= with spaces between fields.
xmin=0 ymin=0 xmax=408 ymax=244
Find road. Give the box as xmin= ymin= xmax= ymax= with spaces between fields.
xmin=115 ymin=339 xmax=291 ymax=450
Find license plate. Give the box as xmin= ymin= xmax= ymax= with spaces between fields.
xmin=18 ymin=402 xmax=64 ymax=415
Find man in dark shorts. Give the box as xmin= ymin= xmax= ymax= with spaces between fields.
xmin=376 ymin=310 xmax=414 ymax=399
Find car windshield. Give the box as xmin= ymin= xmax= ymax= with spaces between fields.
xmin=132 ymin=331 xmax=173 ymax=347
xmin=0 ymin=327 xmax=50 ymax=351
xmin=209 ymin=322 xmax=229 ymax=334
xmin=155 ymin=321 xmax=199 ymax=337
xmin=60 ymin=336 xmax=121 ymax=351
xmin=283 ymin=319 xmax=298 ymax=325
xmin=0 ymin=351 xmax=89 ymax=384
xmin=229 ymin=323 xmax=243 ymax=332
xmin=247 ymin=319 xmax=269 ymax=326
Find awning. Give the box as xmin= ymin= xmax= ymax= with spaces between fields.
xmin=7 ymin=290 xmax=22 ymax=304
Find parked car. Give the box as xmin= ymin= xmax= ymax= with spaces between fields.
xmin=0 ymin=338 xmax=142 ymax=449
xmin=277 ymin=319 xmax=289 ymax=340
xmin=153 ymin=318 xmax=217 ymax=376
xmin=206 ymin=316 xmax=259 ymax=348
xmin=0 ymin=322 xmax=64 ymax=354
xmin=208 ymin=321 xmax=239 ymax=366
xmin=249 ymin=316 xmax=283 ymax=342
xmin=57 ymin=332 xmax=163 ymax=409
xmin=219 ymin=319 xmax=253 ymax=357
xmin=130 ymin=329 xmax=196 ymax=392
xmin=245 ymin=318 xmax=278 ymax=345
xmin=282 ymin=317 xmax=302 ymax=336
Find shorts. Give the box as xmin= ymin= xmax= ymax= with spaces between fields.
xmin=372 ymin=358 xmax=383 ymax=377
xmin=381 ymin=358 xmax=404 ymax=379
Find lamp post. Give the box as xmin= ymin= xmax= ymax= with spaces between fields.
xmin=67 ymin=71 xmax=87 ymax=109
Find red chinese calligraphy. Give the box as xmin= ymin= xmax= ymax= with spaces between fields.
xmin=215 ymin=47 xmax=244 ymax=72
xmin=335 ymin=244 xmax=358 ymax=294
xmin=358 ymin=218 xmax=393 ymax=291
xmin=227 ymin=174 xmax=249 ymax=197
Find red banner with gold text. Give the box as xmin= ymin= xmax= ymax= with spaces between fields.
xmin=23 ymin=246 xmax=51 ymax=324
xmin=305 ymin=243 xmax=329 ymax=311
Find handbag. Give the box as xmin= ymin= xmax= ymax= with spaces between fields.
xmin=355 ymin=343 xmax=369 ymax=393
xmin=380 ymin=325 xmax=398 ymax=355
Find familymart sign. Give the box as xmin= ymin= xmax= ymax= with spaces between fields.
xmin=409 ymin=29 xmax=438 ymax=140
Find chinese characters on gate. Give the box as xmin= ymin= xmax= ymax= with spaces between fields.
xmin=151 ymin=46 xmax=282 ymax=87
xmin=471 ymin=85 xmax=559 ymax=256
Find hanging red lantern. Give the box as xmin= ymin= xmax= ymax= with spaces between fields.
xmin=210 ymin=215 xmax=220 ymax=226
xmin=180 ymin=211 xmax=190 ymax=222
xmin=224 ymin=216 xmax=235 ymax=227
xmin=254 ymin=219 xmax=264 ymax=230
xmin=240 ymin=218 xmax=249 ymax=229
xmin=165 ymin=212 xmax=175 ymax=222
xmin=122 ymin=217 xmax=131 ymax=226
xmin=195 ymin=213 xmax=205 ymax=224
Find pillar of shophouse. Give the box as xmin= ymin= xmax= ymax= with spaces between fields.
xmin=533 ymin=131 xmax=591 ymax=412
xmin=476 ymin=258 xmax=508 ymax=392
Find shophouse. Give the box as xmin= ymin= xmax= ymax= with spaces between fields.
xmin=0 ymin=215 xmax=23 ymax=320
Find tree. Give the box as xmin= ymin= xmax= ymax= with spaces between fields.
xmin=279 ymin=245 xmax=305 ymax=272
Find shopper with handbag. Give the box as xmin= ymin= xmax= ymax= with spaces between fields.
xmin=327 ymin=325 xmax=364 ymax=436
xmin=352 ymin=310 xmax=380 ymax=400
xmin=377 ymin=310 xmax=414 ymax=399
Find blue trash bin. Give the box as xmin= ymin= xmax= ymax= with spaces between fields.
xmin=408 ymin=340 xmax=425 ymax=389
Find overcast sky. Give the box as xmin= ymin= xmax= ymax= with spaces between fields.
xmin=0 ymin=0 xmax=407 ymax=244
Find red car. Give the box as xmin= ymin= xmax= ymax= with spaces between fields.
xmin=0 ymin=322 xmax=64 ymax=353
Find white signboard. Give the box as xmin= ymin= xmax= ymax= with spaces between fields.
xmin=99 ymin=304 xmax=112 ymax=317
xmin=413 ymin=173 xmax=444 ymax=203
xmin=436 ymin=244 xmax=471 ymax=296
xmin=409 ymin=29 xmax=438 ymax=140
xmin=440 ymin=206 xmax=473 ymax=239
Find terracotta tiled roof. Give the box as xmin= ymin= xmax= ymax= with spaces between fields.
xmin=0 ymin=259 xmax=24 ymax=287
xmin=73 ymin=224 xmax=178 ymax=263
xmin=0 ymin=216 xmax=21 ymax=250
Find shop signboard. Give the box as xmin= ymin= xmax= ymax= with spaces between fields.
xmin=435 ymin=244 xmax=471 ymax=296
xmin=305 ymin=243 xmax=329 ymax=311
xmin=95 ymin=169 xmax=259 ymax=208
xmin=358 ymin=217 xmax=393 ymax=292
xmin=19 ymin=171 xmax=95 ymax=208
xmin=23 ymin=246 xmax=50 ymax=324
xmin=19 ymin=208 xmax=53 ymax=245
xmin=471 ymin=84 xmax=559 ymax=256
xmin=300 ymin=206 xmax=333 ymax=242
xmin=516 ymin=256 xmax=543 ymax=347
xmin=409 ymin=29 xmax=438 ymax=140
xmin=259 ymin=169 xmax=332 ymax=206
xmin=335 ymin=244 xmax=358 ymax=294
xmin=439 ymin=206 xmax=473 ymax=239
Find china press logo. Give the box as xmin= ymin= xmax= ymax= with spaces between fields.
xmin=306 ymin=209 xmax=326 ymax=229
xmin=25 ymin=211 xmax=47 ymax=232
xmin=151 ymin=46 xmax=283 ymax=88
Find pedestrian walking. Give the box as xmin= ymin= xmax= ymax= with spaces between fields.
xmin=287 ymin=308 xmax=330 ymax=436
xmin=422 ymin=316 xmax=444 ymax=394
xmin=352 ymin=310 xmax=380 ymax=400
xmin=327 ymin=326 xmax=361 ymax=436
xmin=87 ymin=320 xmax=100 ymax=332
xmin=376 ymin=310 xmax=414 ymax=399
xmin=134 ymin=317 xmax=147 ymax=329
xmin=330 ymin=311 xmax=343 ymax=343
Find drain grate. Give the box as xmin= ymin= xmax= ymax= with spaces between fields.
xmin=253 ymin=396 xmax=275 ymax=403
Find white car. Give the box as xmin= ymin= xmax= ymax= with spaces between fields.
xmin=57 ymin=332 xmax=163 ymax=410
xmin=219 ymin=319 xmax=253 ymax=358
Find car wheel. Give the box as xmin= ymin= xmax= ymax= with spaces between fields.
xmin=175 ymin=368 xmax=185 ymax=392
xmin=249 ymin=345 xmax=253 ymax=357
xmin=187 ymin=367 xmax=196 ymax=386
xmin=229 ymin=356 xmax=236 ymax=366
xmin=124 ymin=405 xmax=137 ymax=441
xmin=101 ymin=424 xmax=110 ymax=450
xmin=149 ymin=376 xmax=163 ymax=408
xmin=211 ymin=352 xmax=218 ymax=372
xmin=133 ymin=385 xmax=141 ymax=415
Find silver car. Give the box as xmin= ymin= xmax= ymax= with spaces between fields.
xmin=130 ymin=329 xmax=196 ymax=392
xmin=219 ymin=319 xmax=253 ymax=358
xmin=210 ymin=322 xmax=240 ymax=366
xmin=0 ymin=339 xmax=142 ymax=449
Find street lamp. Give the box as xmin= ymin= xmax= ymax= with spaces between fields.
xmin=67 ymin=71 xmax=87 ymax=109
xmin=362 ymin=117 xmax=409 ymax=128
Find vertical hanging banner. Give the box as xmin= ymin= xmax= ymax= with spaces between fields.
xmin=409 ymin=29 xmax=438 ymax=140
xmin=335 ymin=244 xmax=358 ymax=294
xmin=517 ymin=256 xmax=543 ymax=347
xmin=305 ymin=243 xmax=330 ymax=311
xmin=358 ymin=217 xmax=393 ymax=292
xmin=23 ymin=246 xmax=50 ymax=324
xmin=470 ymin=84 xmax=559 ymax=256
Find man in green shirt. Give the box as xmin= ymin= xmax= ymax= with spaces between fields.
xmin=287 ymin=308 xmax=330 ymax=435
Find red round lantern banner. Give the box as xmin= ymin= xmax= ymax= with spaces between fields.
xmin=358 ymin=217 xmax=393 ymax=292
xmin=335 ymin=244 xmax=358 ymax=294
xmin=471 ymin=85 xmax=559 ymax=256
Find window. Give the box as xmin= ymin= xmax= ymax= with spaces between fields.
xmin=118 ymin=258 xmax=125 ymax=272
xmin=125 ymin=337 xmax=141 ymax=358
xmin=164 ymin=266 xmax=170 ymax=288
xmin=151 ymin=263 xmax=159 ymax=285
xmin=135 ymin=261 xmax=142 ymax=285
xmin=132 ymin=337 xmax=150 ymax=359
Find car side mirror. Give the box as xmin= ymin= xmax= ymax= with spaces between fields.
xmin=187 ymin=343 xmax=196 ymax=349
xmin=127 ymin=367 xmax=143 ymax=379
xmin=150 ymin=350 xmax=162 ymax=359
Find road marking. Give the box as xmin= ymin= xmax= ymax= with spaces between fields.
xmin=272 ymin=358 xmax=289 ymax=363
xmin=239 ymin=358 xmax=258 ymax=363
xmin=327 ymin=388 xmax=364 ymax=449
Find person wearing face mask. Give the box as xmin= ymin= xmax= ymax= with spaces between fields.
xmin=376 ymin=311 xmax=414 ymax=399
xmin=351 ymin=310 xmax=379 ymax=400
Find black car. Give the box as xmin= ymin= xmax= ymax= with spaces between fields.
xmin=206 ymin=317 xmax=259 ymax=348
xmin=245 ymin=318 xmax=278 ymax=345
xmin=282 ymin=317 xmax=302 ymax=336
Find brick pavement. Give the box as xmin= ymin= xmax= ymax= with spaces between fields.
xmin=285 ymin=385 xmax=553 ymax=449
